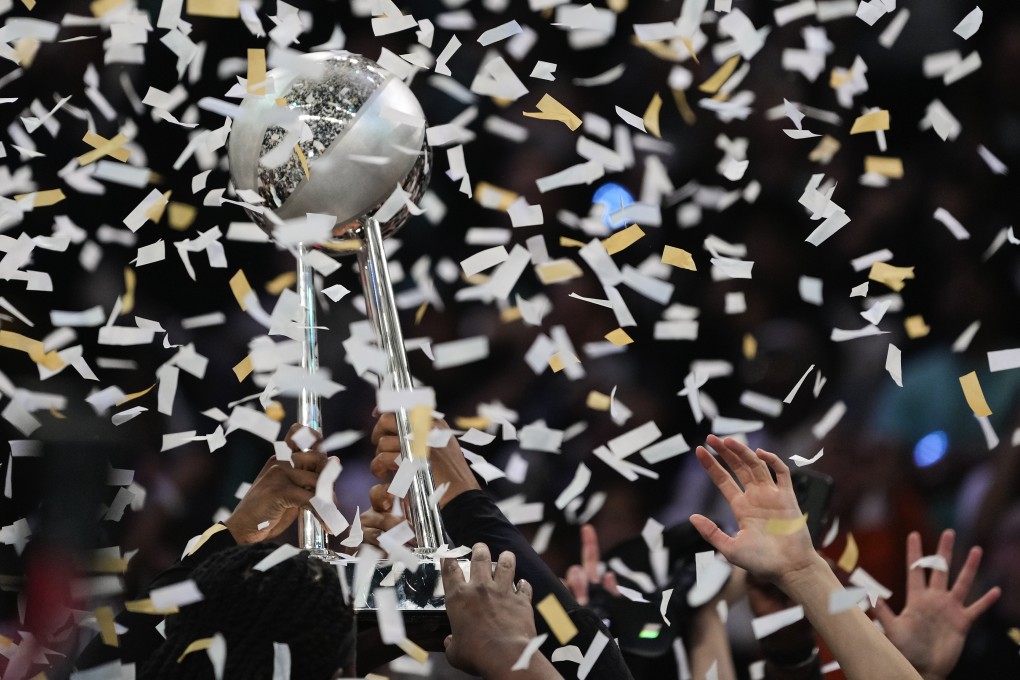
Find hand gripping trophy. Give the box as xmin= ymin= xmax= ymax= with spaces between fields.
xmin=227 ymin=51 xmax=450 ymax=612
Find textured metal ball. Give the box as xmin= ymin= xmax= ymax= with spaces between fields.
xmin=227 ymin=51 xmax=430 ymax=245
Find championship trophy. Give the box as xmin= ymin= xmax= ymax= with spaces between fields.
xmin=227 ymin=52 xmax=451 ymax=613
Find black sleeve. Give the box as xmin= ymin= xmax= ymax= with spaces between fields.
xmin=74 ymin=527 xmax=237 ymax=670
xmin=440 ymin=490 xmax=634 ymax=680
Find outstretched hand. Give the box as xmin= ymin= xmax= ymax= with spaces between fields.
xmin=874 ymin=529 xmax=1001 ymax=680
xmin=689 ymin=435 xmax=818 ymax=588
xmin=223 ymin=424 xmax=334 ymax=545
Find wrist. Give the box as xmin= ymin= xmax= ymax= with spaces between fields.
xmin=471 ymin=635 xmax=535 ymax=677
xmin=775 ymin=553 xmax=830 ymax=598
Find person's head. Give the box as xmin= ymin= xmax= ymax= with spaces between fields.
xmin=139 ymin=543 xmax=354 ymax=679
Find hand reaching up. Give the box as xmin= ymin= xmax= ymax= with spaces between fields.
xmin=563 ymin=524 xmax=620 ymax=607
xmin=874 ymin=529 xmax=1001 ymax=680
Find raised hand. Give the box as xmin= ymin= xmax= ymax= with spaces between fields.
xmin=689 ymin=435 xmax=817 ymax=584
xmin=563 ymin=524 xmax=620 ymax=607
xmin=442 ymin=543 xmax=561 ymax=679
xmin=874 ymin=530 xmax=1002 ymax=680
xmin=223 ymin=424 xmax=333 ymax=545
xmin=367 ymin=412 xmax=480 ymax=514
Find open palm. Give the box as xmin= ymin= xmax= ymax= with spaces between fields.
xmin=875 ymin=530 xmax=1001 ymax=680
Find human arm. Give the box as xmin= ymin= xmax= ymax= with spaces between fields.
xmin=690 ymin=435 xmax=922 ymax=680
xmin=747 ymin=573 xmax=823 ymax=680
xmin=873 ymin=529 xmax=1001 ymax=680
xmin=442 ymin=543 xmax=563 ymax=680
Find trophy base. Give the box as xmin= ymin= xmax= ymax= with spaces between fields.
xmin=307 ymin=547 xmax=346 ymax=562
xmin=335 ymin=557 xmax=483 ymax=619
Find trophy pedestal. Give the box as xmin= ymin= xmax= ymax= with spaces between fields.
xmin=337 ymin=557 xmax=473 ymax=619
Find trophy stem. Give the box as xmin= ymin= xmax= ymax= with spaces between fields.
xmin=357 ymin=218 xmax=446 ymax=554
xmin=296 ymin=245 xmax=333 ymax=560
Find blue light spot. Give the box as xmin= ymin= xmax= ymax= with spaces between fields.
xmin=592 ymin=183 xmax=635 ymax=230
xmin=913 ymin=431 xmax=948 ymax=468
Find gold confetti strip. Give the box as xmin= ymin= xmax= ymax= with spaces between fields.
xmin=90 ymin=556 xmax=129 ymax=573
xmin=662 ymin=245 xmax=696 ymax=271
xmin=185 ymin=0 xmax=240 ymax=18
xmin=247 ymin=48 xmax=266 ymax=96
xmin=168 ymin=202 xmax=197 ymax=230
xmin=124 ymin=598 xmax=179 ymax=615
xmin=265 ymin=402 xmax=285 ymax=421
xmin=602 ymin=224 xmax=645 ymax=255
xmin=229 ymin=270 xmax=253 ymax=311
xmin=121 ymin=267 xmax=136 ymax=315
xmin=0 ymin=331 xmax=65 ymax=370
xmin=499 ymin=307 xmax=521 ymax=323
xmin=49 ymin=406 xmax=66 ymax=420
xmin=455 ymin=416 xmax=491 ymax=430
xmin=605 ymin=328 xmax=633 ymax=346
xmin=865 ymin=156 xmax=904 ymax=178
xmin=115 ymin=383 xmax=155 ymax=403
xmin=699 ymin=56 xmax=740 ymax=94
xmin=13 ymin=189 xmax=66 ymax=207
xmin=233 ymin=355 xmax=253 ymax=382
xmin=809 ymin=135 xmax=841 ymax=164
xmin=681 ymin=37 xmax=699 ymax=63
xmin=549 ymin=353 xmax=580 ymax=373
xmin=607 ymin=0 xmax=627 ymax=11
xmin=643 ymin=92 xmax=663 ymax=139
xmin=264 ymin=271 xmax=297 ymax=295
xmin=410 ymin=404 xmax=431 ymax=459
xmin=1007 ymin=628 xmax=1020 ymax=645
xmin=837 ymin=533 xmax=859 ymax=573
xmin=671 ymin=89 xmax=697 ymax=126
xmin=144 ymin=190 xmax=171 ymax=223
xmin=90 ymin=0 xmax=128 ymax=17
xmin=415 ymin=301 xmax=429 ymax=325
xmin=321 ymin=239 xmax=362 ymax=252
xmin=95 ymin=606 xmax=119 ymax=647
xmin=473 ymin=182 xmax=518 ymax=211
xmin=765 ymin=513 xmax=808 ymax=536
xmin=185 ymin=523 xmax=229 ymax=557
xmin=396 ymin=638 xmax=429 ymax=664
xmin=294 ymin=145 xmax=311 ymax=180
xmin=904 ymin=315 xmax=930 ymax=339
xmin=868 ymin=262 xmax=915 ymax=292
xmin=522 ymin=94 xmax=582 ymax=131
xmin=743 ymin=334 xmax=758 ymax=360
xmin=536 ymin=594 xmax=578 ymax=645
xmin=959 ymin=371 xmax=992 ymax=417
xmin=535 ymin=259 xmax=583 ymax=285
xmin=21 ymin=0 xmax=35 ymax=10
xmin=177 ymin=637 xmax=213 ymax=663
xmin=587 ymin=391 xmax=611 ymax=411
xmin=558 ymin=237 xmax=585 ymax=248
xmin=850 ymin=110 xmax=890 ymax=134
xmin=78 ymin=132 xmax=131 ymax=165
xmin=13 ymin=38 xmax=41 ymax=67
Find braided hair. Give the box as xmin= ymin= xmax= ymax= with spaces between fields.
xmin=139 ymin=543 xmax=354 ymax=679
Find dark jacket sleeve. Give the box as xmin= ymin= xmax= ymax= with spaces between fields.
xmin=440 ymin=490 xmax=634 ymax=680
xmin=75 ymin=526 xmax=237 ymax=670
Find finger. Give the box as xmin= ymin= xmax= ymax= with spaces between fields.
xmin=566 ymin=566 xmax=589 ymax=606
xmin=494 ymin=550 xmax=516 ymax=590
xmin=360 ymin=509 xmax=402 ymax=533
xmin=285 ymin=424 xmax=323 ymax=452
xmin=276 ymin=465 xmax=321 ymax=492
xmin=370 ymin=451 xmax=400 ymax=481
xmin=690 ymin=513 xmax=735 ymax=560
xmin=695 ymin=446 xmax=742 ymax=504
xmin=371 ymin=413 xmax=398 ymax=446
xmin=442 ymin=557 xmax=465 ymax=594
xmin=602 ymin=571 xmax=620 ymax=598
xmin=757 ymin=449 xmax=793 ymax=492
xmin=580 ymin=524 xmax=601 ymax=583
xmin=726 ymin=436 xmax=773 ymax=485
xmin=905 ymin=531 xmax=925 ymax=596
xmin=369 ymin=483 xmax=395 ymax=513
xmin=271 ymin=484 xmax=315 ymax=512
xmin=873 ymin=598 xmax=896 ymax=629
xmin=517 ymin=578 xmax=533 ymax=602
xmin=360 ymin=528 xmax=381 ymax=548
xmin=950 ymin=546 xmax=983 ymax=603
xmin=470 ymin=543 xmax=492 ymax=583
xmin=375 ymin=435 xmax=403 ymax=455
xmin=930 ymin=529 xmax=955 ymax=591
xmin=965 ymin=586 xmax=1002 ymax=620
xmin=291 ymin=449 xmax=325 ymax=472
xmin=706 ymin=435 xmax=756 ymax=488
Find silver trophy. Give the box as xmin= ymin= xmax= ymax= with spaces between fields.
xmin=227 ymin=53 xmax=449 ymax=601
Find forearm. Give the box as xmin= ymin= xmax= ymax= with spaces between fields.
xmin=689 ymin=607 xmax=737 ymax=680
xmin=781 ymin=557 xmax=921 ymax=680
xmin=480 ymin=647 xmax=563 ymax=680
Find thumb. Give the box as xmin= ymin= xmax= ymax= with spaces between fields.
xmin=690 ymin=513 xmax=734 ymax=557
xmin=443 ymin=634 xmax=453 ymax=649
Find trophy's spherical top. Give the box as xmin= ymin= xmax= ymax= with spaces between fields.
xmin=227 ymin=51 xmax=430 ymax=243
